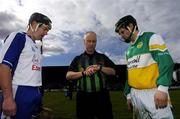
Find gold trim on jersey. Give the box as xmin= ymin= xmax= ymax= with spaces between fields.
xmin=149 ymin=44 xmax=167 ymax=52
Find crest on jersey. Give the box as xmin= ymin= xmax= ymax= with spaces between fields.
xmin=137 ymin=42 xmax=143 ymax=48
xmin=32 ymin=54 xmax=41 ymax=71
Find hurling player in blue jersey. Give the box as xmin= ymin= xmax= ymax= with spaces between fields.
xmin=0 ymin=12 xmax=52 ymax=119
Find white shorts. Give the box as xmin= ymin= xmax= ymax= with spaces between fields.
xmin=130 ymin=88 xmax=174 ymax=119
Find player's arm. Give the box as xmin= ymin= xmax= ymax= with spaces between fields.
xmin=0 ymin=64 xmax=16 ymax=116
xmin=123 ymin=64 xmax=131 ymax=95
xmin=0 ymin=32 xmax=26 ymax=115
xmin=124 ymin=68 xmax=132 ymax=111
xmin=123 ymin=54 xmax=132 ymax=111
xmin=149 ymin=34 xmax=174 ymax=109
xmin=124 ymin=81 xmax=132 ymax=111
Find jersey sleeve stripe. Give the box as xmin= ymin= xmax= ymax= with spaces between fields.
xmin=1 ymin=32 xmax=26 ymax=71
xmin=149 ymin=44 xmax=167 ymax=52
xmin=2 ymin=60 xmax=13 ymax=68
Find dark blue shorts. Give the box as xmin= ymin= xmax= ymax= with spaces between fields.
xmin=1 ymin=85 xmax=42 ymax=119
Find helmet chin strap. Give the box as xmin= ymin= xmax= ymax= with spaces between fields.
xmin=124 ymin=25 xmax=136 ymax=43
xmin=29 ymin=24 xmax=35 ymax=32
xmin=29 ymin=23 xmax=40 ymax=32
xmin=28 ymin=23 xmax=41 ymax=40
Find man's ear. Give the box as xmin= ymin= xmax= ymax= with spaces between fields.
xmin=31 ymin=21 xmax=37 ymax=28
xmin=29 ymin=21 xmax=36 ymax=32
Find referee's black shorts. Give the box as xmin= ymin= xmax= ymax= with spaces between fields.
xmin=76 ymin=89 xmax=113 ymax=119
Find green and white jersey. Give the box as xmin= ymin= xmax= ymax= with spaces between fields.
xmin=124 ymin=32 xmax=174 ymax=95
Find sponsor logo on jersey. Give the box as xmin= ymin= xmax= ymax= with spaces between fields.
xmin=32 ymin=64 xmax=41 ymax=71
xmin=127 ymin=55 xmax=141 ymax=69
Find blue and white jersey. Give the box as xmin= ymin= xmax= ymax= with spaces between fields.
xmin=0 ymin=31 xmax=42 ymax=86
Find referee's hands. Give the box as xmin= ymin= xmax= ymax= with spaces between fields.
xmin=154 ymin=90 xmax=168 ymax=109
xmin=85 ymin=65 xmax=99 ymax=76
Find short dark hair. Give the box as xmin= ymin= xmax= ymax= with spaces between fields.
xmin=115 ymin=15 xmax=137 ymax=33
xmin=83 ymin=31 xmax=96 ymax=40
xmin=29 ymin=12 xmax=52 ymax=30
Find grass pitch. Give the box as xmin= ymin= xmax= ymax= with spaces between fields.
xmin=43 ymin=90 xmax=180 ymax=119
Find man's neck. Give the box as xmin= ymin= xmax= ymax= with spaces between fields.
xmin=26 ymin=30 xmax=35 ymax=40
xmin=85 ymin=51 xmax=95 ymax=55
xmin=131 ymin=30 xmax=139 ymax=43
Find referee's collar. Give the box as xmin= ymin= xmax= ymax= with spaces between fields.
xmin=84 ymin=51 xmax=97 ymax=57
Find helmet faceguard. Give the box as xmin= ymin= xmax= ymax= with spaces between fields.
xmin=115 ymin=15 xmax=137 ymax=33
xmin=115 ymin=15 xmax=138 ymax=43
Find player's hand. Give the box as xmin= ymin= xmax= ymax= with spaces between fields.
xmin=127 ymin=99 xmax=133 ymax=112
xmin=2 ymin=98 xmax=17 ymax=116
xmin=154 ymin=90 xmax=168 ymax=109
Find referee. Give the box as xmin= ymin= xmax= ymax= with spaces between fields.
xmin=66 ymin=31 xmax=115 ymax=119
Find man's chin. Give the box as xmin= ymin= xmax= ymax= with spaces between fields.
xmin=87 ymin=50 xmax=95 ymax=54
xmin=122 ymin=38 xmax=131 ymax=43
xmin=38 ymin=37 xmax=43 ymax=41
